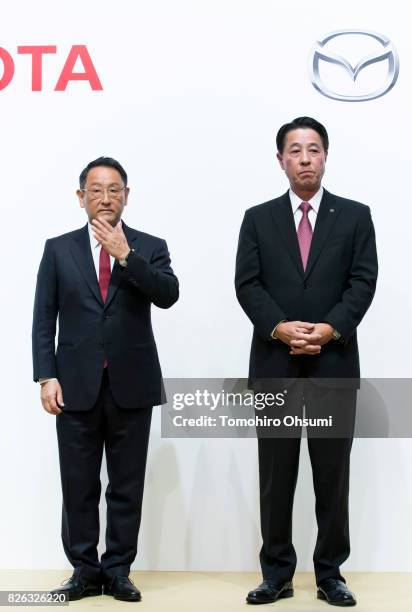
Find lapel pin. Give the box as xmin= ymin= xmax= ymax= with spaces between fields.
xmin=329 ymin=208 xmax=335 ymax=213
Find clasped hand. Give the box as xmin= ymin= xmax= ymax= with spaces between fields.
xmin=275 ymin=321 xmax=333 ymax=355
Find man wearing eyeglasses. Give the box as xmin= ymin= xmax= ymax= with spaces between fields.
xmin=32 ymin=157 xmax=179 ymax=601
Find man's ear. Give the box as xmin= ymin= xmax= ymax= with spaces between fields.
xmin=276 ymin=152 xmax=285 ymax=170
xmin=124 ymin=187 xmax=130 ymax=206
xmin=76 ymin=189 xmax=85 ymax=209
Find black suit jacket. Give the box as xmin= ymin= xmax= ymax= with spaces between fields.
xmin=235 ymin=189 xmax=378 ymax=388
xmin=32 ymin=221 xmax=179 ymax=410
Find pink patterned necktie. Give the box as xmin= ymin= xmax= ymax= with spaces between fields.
xmin=297 ymin=201 xmax=313 ymax=271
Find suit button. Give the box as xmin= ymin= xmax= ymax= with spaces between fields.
xmin=303 ymin=282 xmax=310 ymax=289
xmin=104 ymin=314 xmax=111 ymax=319
xmin=98 ymin=342 xmax=104 ymax=348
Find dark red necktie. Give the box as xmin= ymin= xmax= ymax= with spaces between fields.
xmin=98 ymin=246 xmax=111 ymax=368
xmin=98 ymin=246 xmax=111 ymax=302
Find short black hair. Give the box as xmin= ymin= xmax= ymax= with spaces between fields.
xmin=276 ymin=117 xmax=329 ymax=154
xmin=79 ymin=157 xmax=128 ymax=188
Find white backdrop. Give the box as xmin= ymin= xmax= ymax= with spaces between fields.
xmin=1 ymin=0 xmax=411 ymax=572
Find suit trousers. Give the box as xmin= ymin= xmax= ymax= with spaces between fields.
xmin=56 ymin=369 xmax=152 ymax=582
xmin=257 ymin=381 xmax=356 ymax=586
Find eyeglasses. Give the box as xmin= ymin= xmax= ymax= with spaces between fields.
xmin=81 ymin=186 xmax=127 ymax=200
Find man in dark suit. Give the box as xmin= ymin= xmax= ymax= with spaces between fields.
xmin=32 ymin=157 xmax=179 ymax=601
xmin=235 ymin=117 xmax=378 ymax=606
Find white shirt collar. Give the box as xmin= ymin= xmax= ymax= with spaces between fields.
xmin=289 ymin=186 xmax=324 ymax=215
xmin=88 ymin=220 xmax=122 ymax=249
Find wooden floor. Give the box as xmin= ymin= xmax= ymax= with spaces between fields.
xmin=0 ymin=571 xmax=410 ymax=610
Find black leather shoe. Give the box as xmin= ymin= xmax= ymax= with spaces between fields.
xmin=104 ymin=576 xmax=141 ymax=602
xmin=49 ymin=575 xmax=102 ymax=601
xmin=246 ymin=580 xmax=294 ymax=604
xmin=317 ymin=578 xmax=356 ymax=606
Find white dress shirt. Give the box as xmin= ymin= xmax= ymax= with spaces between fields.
xmin=289 ymin=186 xmax=323 ymax=231
xmin=88 ymin=221 xmax=116 ymax=275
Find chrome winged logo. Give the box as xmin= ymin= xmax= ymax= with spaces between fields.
xmin=309 ymin=29 xmax=399 ymax=101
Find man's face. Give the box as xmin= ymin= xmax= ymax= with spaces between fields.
xmin=77 ymin=166 xmax=129 ymax=227
xmin=276 ymin=128 xmax=327 ymax=194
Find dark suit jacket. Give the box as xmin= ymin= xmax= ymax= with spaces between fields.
xmin=32 ymin=221 xmax=179 ymax=410
xmin=235 ymin=189 xmax=378 ymax=389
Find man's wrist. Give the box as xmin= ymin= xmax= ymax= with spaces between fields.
xmin=322 ymin=321 xmax=342 ymax=342
xmin=271 ymin=319 xmax=288 ymax=340
xmin=331 ymin=328 xmax=342 ymax=341
xmin=118 ymin=247 xmax=133 ymax=267
xmin=119 ymin=248 xmax=131 ymax=260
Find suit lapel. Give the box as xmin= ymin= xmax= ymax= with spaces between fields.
xmin=271 ymin=192 xmax=305 ymax=276
xmin=70 ymin=224 xmax=104 ymax=306
xmin=103 ymin=221 xmax=138 ymax=310
xmin=304 ymin=190 xmax=341 ymax=278
xmin=270 ymin=189 xmax=342 ymax=279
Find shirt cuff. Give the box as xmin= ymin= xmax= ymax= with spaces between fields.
xmin=39 ymin=378 xmax=58 ymax=385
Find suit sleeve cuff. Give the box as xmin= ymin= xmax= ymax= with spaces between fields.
xmin=322 ymin=321 xmax=345 ymax=344
xmin=270 ymin=319 xmax=288 ymax=340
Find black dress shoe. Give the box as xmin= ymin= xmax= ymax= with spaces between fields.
xmin=317 ymin=578 xmax=357 ymax=606
xmin=104 ymin=576 xmax=141 ymax=602
xmin=246 ymin=580 xmax=294 ymax=604
xmin=49 ymin=575 xmax=102 ymax=601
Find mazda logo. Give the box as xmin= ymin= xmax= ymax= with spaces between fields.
xmin=309 ymin=29 xmax=399 ymax=102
